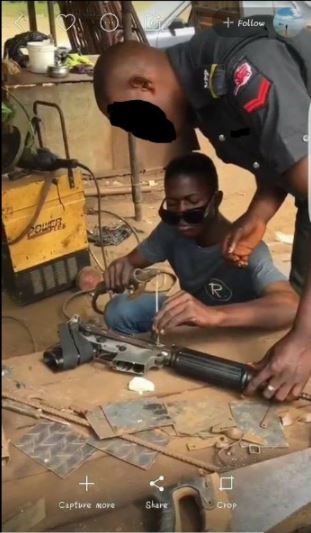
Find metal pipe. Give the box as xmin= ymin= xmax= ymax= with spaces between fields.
xmin=33 ymin=100 xmax=74 ymax=187
xmin=84 ymin=184 xmax=163 ymax=197
xmin=47 ymin=1 xmax=57 ymax=46
xmin=122 ymin=1 xmax=143 ymax=222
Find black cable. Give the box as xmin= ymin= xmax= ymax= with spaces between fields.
xmin=61 ymin=290 xmax=93 ymax=320
xmin=2 ymin=315 xmax=38 ymax=352
xmin=77 ymin=163 xmax=108 ymax=271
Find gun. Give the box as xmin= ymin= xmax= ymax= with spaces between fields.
xmin=43 ymin=315 xmax=255 ymax=393
xmin=43 ymin=316 xmax=311 ymax=402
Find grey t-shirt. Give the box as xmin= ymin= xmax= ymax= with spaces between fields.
xmin=138 ymin=222 xmax=286 ymax=305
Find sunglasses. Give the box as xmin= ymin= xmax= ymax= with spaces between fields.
xmin=159 ymin=195 xmax=216 ymax=226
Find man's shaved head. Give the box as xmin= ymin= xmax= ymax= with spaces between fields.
xmin=93 ymin=41 xmax=188 ymax=142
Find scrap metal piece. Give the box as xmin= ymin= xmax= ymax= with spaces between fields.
xmin=248 ymin=445 xmax=261 ymax=455
xmin=14 ymin=421 xmax=97 ymax=478
xmin=85 ymin=406 xmax=115 ymax=440
xmin=2 ymin=426 xmax=10 ymax=461
xmin=187 ymin=437 xmax=221 ymax=451
xmin=230 ymin=401 xmax=288 ymax=447
xmin=241 ymin=432 xmax=266 ymax=446
xmin=89 ymin=429 xmax=169 ymax=470
xmin=260 ymin=404 xmax=275 ymax=429
xmin=103 ymin=398 xmax=172 ymax=432
xmin=167 ymin=400 xmax=233 ymax=437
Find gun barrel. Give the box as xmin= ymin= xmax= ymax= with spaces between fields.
xmin=170 ymin=346 xmax=255 ymax=392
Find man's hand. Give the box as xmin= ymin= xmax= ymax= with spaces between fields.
xmin=223 ymin=213 xmax=267 ymax=267
xmin=153 ymin=290 xmax=221 ymax=333
xmin=246 ymin=329 xmax=311 ymax=401
xmin=104 ymin=257 xmax=134 ymax=292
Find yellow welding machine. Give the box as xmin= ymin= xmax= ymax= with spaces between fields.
xmin=2 ymin=169 xmax=90 ymax=304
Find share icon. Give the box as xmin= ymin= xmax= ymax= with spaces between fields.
xmin=149 ymin=475 xmax=165 ymax=492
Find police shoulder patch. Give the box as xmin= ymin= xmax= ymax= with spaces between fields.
xmin=231 ymin=59 xmax=272 ymax=113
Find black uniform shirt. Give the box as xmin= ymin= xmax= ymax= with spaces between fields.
xmin=166 ymin=16 xmax=310 ymax=197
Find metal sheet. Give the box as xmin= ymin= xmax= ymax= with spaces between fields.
xmin=88 ymin=429 xmax=169 ymax=469
xmin=228 ymin=449 xmax=311 ymax=531
xmin=14 ymin=421 xmax=97 ymax=478
xmin=103 ymin=398 xmax=172 ymax=432
xmin=167 ymin=400 xmax=233 ymax=437
xmin=85 ymin=406 xmax=115 ymax=440
xmin=230 ymin=401 xmax=288 ymax=447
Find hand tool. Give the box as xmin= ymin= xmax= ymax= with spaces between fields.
xmin=43 ymin=315 xmax=311 ymax=403
xmin=91 ymin=267 xmax=159 ymax=314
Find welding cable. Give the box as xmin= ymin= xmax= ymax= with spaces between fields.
xmin=77 ymin=163 xmax=109 ymax=272
xmin=2 ymin=315 xmax=38 ymax=352
xmin=133 ymin=268 xmax=177 ymax=294
xmin=89 ymin=246 xmax=105 ymax=272
xmin=61 ymin=290 xmax=94 ymax=320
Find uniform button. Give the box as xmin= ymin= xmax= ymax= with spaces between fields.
xmin=253 ymin=161 xmax=260 ymax=169
xmin=218 ymin=134 xmax=226 ymax=142
xmin=303 ymin=134 xmax=309 ymax=142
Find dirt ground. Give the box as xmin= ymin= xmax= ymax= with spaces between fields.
xmin=2 ymin=135 xmax=296 ymax=358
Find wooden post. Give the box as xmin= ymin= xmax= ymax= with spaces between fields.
xmin=27 ymin=1 xmax=37 ymax=32
xmin=47 ymin=1 xmax=57 ymax=46
xmin=122 ymin=1 xmax=143 ymax=222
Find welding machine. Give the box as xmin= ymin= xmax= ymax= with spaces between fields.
xmin=2 ymin=100 xmax=90 ymax=304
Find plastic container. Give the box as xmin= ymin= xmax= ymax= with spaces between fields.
xmin=27 ymin=41 xmax=56 ymax=74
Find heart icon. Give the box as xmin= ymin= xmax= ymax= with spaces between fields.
xmin=56 ymin=13 xmax=76 ymax=31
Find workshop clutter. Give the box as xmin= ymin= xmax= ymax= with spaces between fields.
xmin=3 ymin=381 xmax=311 ymax=477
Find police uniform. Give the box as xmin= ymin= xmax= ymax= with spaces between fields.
xmin=166 ymin=15 xmax=310 ymax=293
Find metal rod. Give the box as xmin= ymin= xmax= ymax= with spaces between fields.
xmin=122 ymin=1 xmax=143 ymax=222
xmin=27 ymin=1 xmax=37 ymax=32
xmin=33 ymin=100 xmax=74 ymax=187
xmin=47 ymin=1 xmax=57 ymax=46
xmin=84 ymin=184 xmax=163 ymax=197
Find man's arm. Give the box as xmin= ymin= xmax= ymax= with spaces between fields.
xmin=104 ymin=248 xmax=153 ymax=291
xmin=104 ymin=222 xmax=171 ymax=290
xmin=246 ymin=235 xmax=311 ymax=401
xmin=207 ymin=281 xmax=299 ymax=329
xmin=222 ymin=33 xmax=309 ymax=263
xmin=223 ymin=182 xmax=287 ymax=264
xmin=223 ymin=157 xmax=308 ymax=264
xmin=153 ymin=281 xmax=298 ymax=333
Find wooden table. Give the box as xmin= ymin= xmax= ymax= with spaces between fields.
xmin=2 ymin=326 xmax=311 ymax=532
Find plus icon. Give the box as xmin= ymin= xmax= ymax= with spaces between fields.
xmin=223 ymin=17 xmax=234 ymax=28
xmin=79 ymin=475 xmax=95 ymax=492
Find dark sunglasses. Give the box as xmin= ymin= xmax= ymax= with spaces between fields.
xmin=159 ymin=195 xmax=216 ymax=226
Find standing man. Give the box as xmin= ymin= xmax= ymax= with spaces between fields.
xmin=93 ymin=14 xmax=311 ymax=402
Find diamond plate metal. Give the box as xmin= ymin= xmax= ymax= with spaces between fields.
xmin=14 ymin=422 xmax=97 ymax=478
xmin=103 ymin=398 xmax=172 ymax=432
xmin=89 ymin=429 xmax=169 ymax=469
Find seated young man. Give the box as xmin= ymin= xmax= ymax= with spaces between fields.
xmin=104 ymin=153 xmax=298 ymax=336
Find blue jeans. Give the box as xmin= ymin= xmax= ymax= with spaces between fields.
xmin=104 ymin=293 xmax=168 ymax=335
